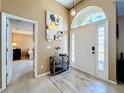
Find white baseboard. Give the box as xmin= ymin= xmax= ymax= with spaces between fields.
xmin=70 ymin=66 xmax=118 ymax=85
xmin=70 ymin=66 xmax=95 ymax=76
xmin=36 ymin=72 xmax=50 ymax=78
xmin=108 ymin=80 xmax=117 ymax=85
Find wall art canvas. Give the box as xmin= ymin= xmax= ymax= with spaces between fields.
xmin=46 ymin=11 xmax=64 ymax=41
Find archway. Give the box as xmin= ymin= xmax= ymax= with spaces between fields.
xmin=70 ymin=6 xmax=109 ymax=80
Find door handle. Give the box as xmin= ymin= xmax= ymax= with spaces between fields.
xmin=92 ymin=46 xmax=95 ymax=54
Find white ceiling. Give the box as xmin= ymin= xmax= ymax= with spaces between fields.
xmin=10 ymin=20 xmax=33 ymax=35
xmin=56 ymin=0 xmax=124 ymax=16
xmin=117 ymin=1 xmax=124 ymax=16
xmin=56 ymin=0 xmax=82 ymax=9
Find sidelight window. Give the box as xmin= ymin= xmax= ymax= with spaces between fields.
xmin=98 ymin=27 xmax=105 ymax=71
xmin=72 ymin=33 xmax=75 ymax=62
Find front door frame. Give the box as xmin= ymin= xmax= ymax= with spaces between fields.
xmin=1 ymin=12 xmax=38 ymax=90
xmin=70 ymin=20 xmax=109 ymax=81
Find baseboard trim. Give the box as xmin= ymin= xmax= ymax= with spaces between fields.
xmin=70 ymin=66 xmax=95 ymax=76
xmin=36 ymin=72 xmax=50 ymax=78
xmin=70 ymin=66 xmax=118 ymax=85
xmin=108 ymin=80 xmax=117 ymax=85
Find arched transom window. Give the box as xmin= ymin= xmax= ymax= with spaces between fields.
xmin=71 ymin=6 xmax=106 ymax=29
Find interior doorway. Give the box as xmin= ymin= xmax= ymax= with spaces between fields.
xmin=70 ymin=6 xmax=109 ymax=81
xmin=1 ymin=13 xmax=38 ymax=90
xmin=7 ymin=19 xmax=34 ymax=85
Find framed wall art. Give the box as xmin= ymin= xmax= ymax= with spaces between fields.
xmin=46 ymin=11 xmax=64 ymax=41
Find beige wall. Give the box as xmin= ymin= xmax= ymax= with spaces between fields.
xmin=0 ymin=0 xmax=1 ymax=88
xmin=117 ymin=16 xmax=124 ymax=59
xmin=0 ymin=13 xmax=2 ymax=88
xmin=1 ymin=0 xmax=69 ymax=75
xmin=0 ymin=0 xmax=1 ymax=12
xmin=12 ymin=33 xmax=33 ymax=58
xmin=69 ymin=0 xmax=117 ymax=81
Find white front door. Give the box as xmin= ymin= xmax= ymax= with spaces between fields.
xmin=74 ymin=25 xmax=97 ymax=76
xmin=71 ymin=20 xmax=109 ymax=80
xmin=6 ymin=18 xmax=13 ymax=86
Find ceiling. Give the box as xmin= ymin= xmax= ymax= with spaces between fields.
xmin=56 ymin=0 xmax=82 ymax=9
xmin=56 ymin=0 xmax=124 ymax=16
xmin=10 ymin=19 xmax=33 ymax=35
xmin=117 ymin=1 xmax=124 ymax=16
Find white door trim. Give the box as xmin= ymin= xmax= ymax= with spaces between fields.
xmin=1 ymin=12 xmax=38 ymax=90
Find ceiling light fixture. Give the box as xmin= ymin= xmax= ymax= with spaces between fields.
xmin=71 ymin=0 xmax=77 ymax=17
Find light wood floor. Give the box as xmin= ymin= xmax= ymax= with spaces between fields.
xmin=49 ymin=68 xmax=124 ymax=93
xmin=1 ymin=61 xmax=124 ymax=93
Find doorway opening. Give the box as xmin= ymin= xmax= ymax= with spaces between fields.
xmin=1 ymin=13 xmax=38 ymax=90
xmin=10 ymin=19 xmax=34 ymax=84
xmin=70 ymin=6 xmax=109 ymax=80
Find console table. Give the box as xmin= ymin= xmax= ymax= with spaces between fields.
xmin=50 ymin=54 xmax=69 ymax=75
